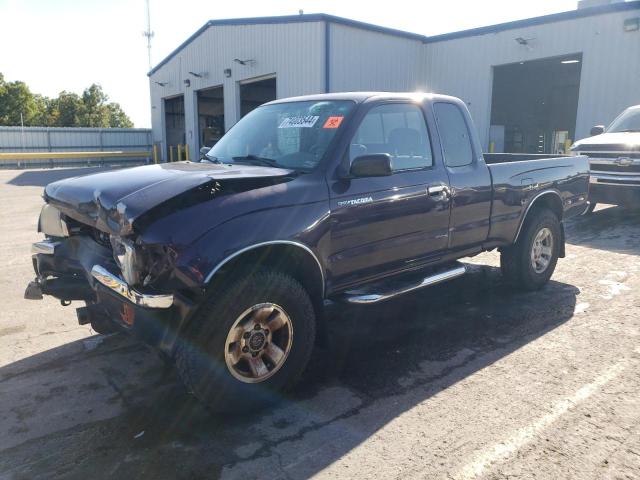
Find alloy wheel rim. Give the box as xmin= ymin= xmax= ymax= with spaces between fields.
xmin=531 ymin=227 xmax=553 ymax=274
xmin=224 ymin=303 xmax=293 ymax=383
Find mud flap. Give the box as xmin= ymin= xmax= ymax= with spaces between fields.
xmin=559 ymin=222 xmax=566 ymax=258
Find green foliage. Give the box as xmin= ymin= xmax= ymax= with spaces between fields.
xmin=106 ymin=103 xmax=134 ymax=128
xmin=0 ymin=74 xmax=134 ymax=127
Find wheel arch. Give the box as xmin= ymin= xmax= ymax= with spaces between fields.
xmin=204 ymin=240 xmax=325 ymax=316
xmin=202 ymin=241 xmax=326 ymax=344
xmin=513 ymin=190 xmax=563 ymax=244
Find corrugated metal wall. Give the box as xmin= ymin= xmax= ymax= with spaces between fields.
xmin=0 ymin=127 xmax=152 ymax=152
xmin=424 ymin=8 xmax=640 ymax=148
xmin=149 ymin=21 xmax=326 ymax=160
xmin=149 ymin=8 xmax=640 ymax=154
xmin=328 ymin=23 xmax=425 ymax=92
xmin=0 ymin=127 xmax=152 ymax=167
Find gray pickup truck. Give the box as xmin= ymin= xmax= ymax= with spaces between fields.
xmin=572 ymin=104 xmax=640 ymax=212
xmin=26 ymin=92 xmax=590 ymax=411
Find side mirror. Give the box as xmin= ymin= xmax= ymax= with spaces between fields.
xmin=350 ymin=154 xmax=393 ymax=177
xmin=200 ymin=146 xmax=210 ymax=156
xmin=590 ymin=125 xmax=605 ymax=136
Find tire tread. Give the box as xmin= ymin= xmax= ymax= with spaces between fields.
xmin=500 ymin=209 xmax=561 ymax=291
xmin=175 ymin=269 xmax=315 ymax=412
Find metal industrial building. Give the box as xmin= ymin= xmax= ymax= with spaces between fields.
xmin=148 ymin=0 xmax=640 ymax=160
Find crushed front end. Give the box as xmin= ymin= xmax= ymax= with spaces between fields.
xmin=25 ymin=203 xmax=192 ymax=357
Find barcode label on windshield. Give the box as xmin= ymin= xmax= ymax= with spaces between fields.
xmin=278 ymin=116 xmax=319 ymax=128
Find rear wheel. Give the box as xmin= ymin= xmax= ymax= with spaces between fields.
xmin=500 ymin=209 xmax=561 ymax=291
xmin=175 ymin=270 xmax=316 ymax=412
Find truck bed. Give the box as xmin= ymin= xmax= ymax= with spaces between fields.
xmin=483 ymin=153 xmax=568 ymax=164
xmin=483 ymin=153 xmax=590 ymax=245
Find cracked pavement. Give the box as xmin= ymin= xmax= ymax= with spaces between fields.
xmin=0 ymin=167 xmax=639 ymax=479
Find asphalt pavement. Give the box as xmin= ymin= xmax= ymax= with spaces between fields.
xmin=0 ymin=167 xmax=638 ymax=479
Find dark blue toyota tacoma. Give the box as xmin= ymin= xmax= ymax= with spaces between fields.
xmin=26 ymin=92 xmax=589 ymax=411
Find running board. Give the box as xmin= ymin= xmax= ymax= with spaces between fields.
xmin=341 ymin=263 xmax=467 ymax=305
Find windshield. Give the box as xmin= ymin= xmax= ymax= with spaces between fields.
xmin=608 ymin=107 xmax=640 ymax=133
xmin=205 ymin=100 xmax=355 ymax=171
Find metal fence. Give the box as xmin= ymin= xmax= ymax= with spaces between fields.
xmin=0 ymin=126 xmax=153 ymax=168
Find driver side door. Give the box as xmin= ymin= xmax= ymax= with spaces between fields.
xmin=327 ymin=102 xmax=451 ymax=290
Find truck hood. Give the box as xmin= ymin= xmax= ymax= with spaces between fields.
xmin=572 ymin=132 xmax=640 ymax=152
xmin=44 ymin=161 xmax=295 ymax=236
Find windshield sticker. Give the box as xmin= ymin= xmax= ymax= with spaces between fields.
xmin=323 ymin=116 xmax=344 ymax=129
xmin=278 ymin=116 xmax=319 ymax=129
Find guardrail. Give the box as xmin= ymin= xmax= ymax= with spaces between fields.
xmin=0 ymin=150 xmax=154 ymax=169
xmin=0 ymin=151 xmax=151 ymax=160
xmin=0 ymin=144 xmax=195 ymax=168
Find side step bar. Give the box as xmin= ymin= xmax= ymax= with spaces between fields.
xmin=342 ymin=262 xmax=467 ymax=305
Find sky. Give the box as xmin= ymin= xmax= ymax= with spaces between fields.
xmin=0 ymin=0 xmax=580 ymax=128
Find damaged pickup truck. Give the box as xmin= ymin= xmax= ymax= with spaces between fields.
xmin=26 ymin=93 xmax=590 ymax=411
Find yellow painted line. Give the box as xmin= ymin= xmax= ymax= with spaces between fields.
xmin=0 ymin=151 xmax=151 ymax=160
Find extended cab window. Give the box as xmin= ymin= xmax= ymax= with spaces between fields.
xmin=434 ymin=102 xmax=473 ymax=167
xmin=349 ymin=103 xmax=433 ymax=171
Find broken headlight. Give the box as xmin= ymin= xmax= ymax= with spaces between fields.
xmin=110 ymin=235 xmax=174 ymax=288
xmin=110 ymin=235 xmax=141 ymax=286
xmin=38 ymin=204 xmax=70 ymax=237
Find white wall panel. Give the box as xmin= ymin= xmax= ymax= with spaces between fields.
xmin=149 ymin=7 xmax=640 ymax=155
xmin=149 ymin=21 xmax=325 ymax=159
xmin=423 ymin=8 xmax=640 ymax=147
xmin=329 ymin=23 xmax=425 ymax=92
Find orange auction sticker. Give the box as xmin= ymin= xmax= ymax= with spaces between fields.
xmin=323 ymin=116 xmax=344 ymax=129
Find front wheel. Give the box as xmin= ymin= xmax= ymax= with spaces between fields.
xmin=175 ymin=270 xmax=316 ymax=413
xmin=500 ymin=209 xmax=561 ymax=291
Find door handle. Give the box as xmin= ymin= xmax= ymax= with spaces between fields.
xmin=428 ymin=185 xmax=450 ymax=199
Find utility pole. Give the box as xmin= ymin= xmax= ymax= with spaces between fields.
xmin=143 ymin=0 xmax=154 ymax=70
xmin=20 ymin=112 xmax=25 ymax=150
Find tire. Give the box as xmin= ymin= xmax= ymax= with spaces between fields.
xmin=500 ymin=209 xmax=561 ymax=291
xmin=175 ymin=270 xmax=316 ymax=413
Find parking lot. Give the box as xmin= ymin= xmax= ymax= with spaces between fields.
xmin=0 ymin=167 xmax=639 ymax=479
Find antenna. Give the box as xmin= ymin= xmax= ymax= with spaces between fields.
xmin=143 ymin=0 xmax=154 ymax=70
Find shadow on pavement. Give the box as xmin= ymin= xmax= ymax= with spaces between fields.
xmin=0 ymin=265 xmax=578 ymax=479
xmin=565 ymin=205 xmax=640 ymax=255
xmin=5 ymin=166 xmax=127 ymax=187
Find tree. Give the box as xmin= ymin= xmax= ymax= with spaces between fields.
xmin=81 ymin=84 xmax=110 ymax=127
xmin=0 ymin=79 xmax=39 ymax=126
xmin=55 ymin=91 xmax=84 ymax=127
xmin=0 ymin=73 xmax=6 ymax=100
xmin=106 ymin=102 xmax=134 ymax=128
xmin=0 ymin=74 xmax=134 ymax=127
xmin=31 ymin=94 xmax=58 ymax=127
